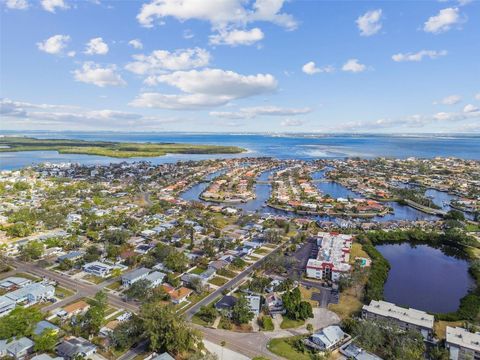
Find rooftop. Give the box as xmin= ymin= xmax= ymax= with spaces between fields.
xmin=363 ymin=300 xmax=434 ymax=329
xmin=446 ymin=326 xmax=480 ymax=352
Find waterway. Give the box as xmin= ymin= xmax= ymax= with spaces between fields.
xmin=376 ymin=243 xmax=475 ymax=313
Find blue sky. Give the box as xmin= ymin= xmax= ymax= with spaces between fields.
xmin=1 ymin=0 xmax=479 ymax=133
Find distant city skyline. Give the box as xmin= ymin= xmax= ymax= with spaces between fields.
xmin=1 ymin=0 xmax=479 ymax=133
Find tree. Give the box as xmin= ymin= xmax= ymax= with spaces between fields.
xmin=19 ymin=240 xmax=44 ymax=261
xmin=6 ymin=222 xmax=34 ymax=238
xmin=84 ymin=245 xmax=101 ymax=263
xmin=444 ymin=209 xmax=465 ymax=221
xmin=109 ymin=316 xmax=144 ymax=350
xmin=0 ymin=307 xmax=43 ymax=339
xmin=125 ymin=279 xmax=152 ymax=301
xmin=231 ymin=296 xmax=254 ymax=325
xmin=197 ymin=305 xmax=218 ymax=324
xmin=34 ymin=329 xmax=58 ymax=352
xmin=282 ymin=287 xmax=313 ymax=321
xmin=81 ymin=291 xmax=107 ymax=336
xmin=141 ymin=303 xmax=201 ymax=355
xmin=103 ymin=229 xmax=130 ymax=245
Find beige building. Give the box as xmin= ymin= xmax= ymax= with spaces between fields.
xmin=362 ymin=300 xmax=434 ymax=339
xmin=446 ymin=326 xmax=480 ymax=360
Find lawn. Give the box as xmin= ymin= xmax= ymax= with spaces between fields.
xmin=190 ymin=266 xmax=207 ymax=275
xmin=350 ymin=242 xmax=369 ymax=264
xmin=253 ymin=248 xmax=270 ymax=255
xmin=267 ymin=336 xmax=311 ymax=360
xmin=434 ymin=320 xmax=465 ymax=340
xmin=1 ymin=272 xmax=40 ymax=282
xmin=191 ymin=314 xmax=210 ymax=326
xmin=280 ymin=317 xmax=305 ymax=329
xmin=299 ymin=285 xmax=320 ymax=307
xmin=258 ymin=315 xmax=274 ymax=331
xmin=328 ymin=292 xmax=363 ymax=320
xmin=208 ymin=276 xmax=229 ymax=287
xmin=106 ymin=281 xmax=122 ymax=291
xmin=55 ymin=286 xmax=75 ymax=299
xmin=216 ymin=268 xmax=237 ymax=278
xmin=83 ymin=274 xmax=106 ymax=284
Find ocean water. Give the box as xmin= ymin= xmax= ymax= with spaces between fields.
xmin=0 ymin=132 xmax=479 ymax=170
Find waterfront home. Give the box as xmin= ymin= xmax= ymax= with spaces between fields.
xmin=0 ymin=337 xmax=34 ymax=359
xmin=56 ymin=337 xmax=97 ymax=360
xmin=5 ymin=283 xmax=55 ymax=305
xmin=362 ymin=300 xmax=434 ymax=339
xmin=446 ymin=326 xmax=480 ymax=360
xmin=305 ymin=325 xmax=349 ymax=351
xmin=122 ymin=267 xmax=151 ymax=287
xmin=82 ymin=261 xmax=113 ymax=278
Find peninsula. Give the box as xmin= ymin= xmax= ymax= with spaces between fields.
xmin=0 ymin=136 xmax=245 ymax=158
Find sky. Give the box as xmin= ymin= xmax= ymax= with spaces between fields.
xmin=1 ymin=0 xmax=479 ymax=133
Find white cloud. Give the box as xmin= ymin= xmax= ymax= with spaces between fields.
xmin=183 ymin=29 xmax=194 ymax=39
xmin=41 ymin=0 xmax=68 ymax=12
xmin=424 ymin=7 xmax=462 ymax=34
xmin=464 ymin=104 xmax=479 ymax=113
xmin=125 ymin=47 xmax=210 ymax=75
xmin=0 ymin=98 xmax=177 ymax=130
xmin=302 ymin=61 xmax=334 ymax=75
xmin=128 ymin=39 xmax=143 ymax=49
xmin=84 ymin=37 xmax=109 ymax=55
xmin=392 ymin=49 xmax=447 ymax=62
xmin=73 ymin=62 xmax=126 ymax=87
xmin=137 ymin=0 xmax=297 ymax=30
xmin=209 ymin=28 xmax=264 ymax=46
xmin=281 ymin=118 xmax=304 ymax=127
xmin=5 ymin=0 xmax=29 ymax=10
xmin=356 ymin=9 xmax=382 ymax=36
xmin=37 ymin=34 xmax=71 ymax=55
xmin=436 ymin=95 xmax=461 ymax=105
xmin=342 ymin=59 xmax=367 ymax=73
xmin=210 ymin=106 xmax=311 ymax=119
xmin=130 ymin=68 xmax=277 ymax=110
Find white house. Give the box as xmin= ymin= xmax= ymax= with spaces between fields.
xmin=446 ymin=326 xmax=480 ymax=360
xmin=122 ymin=267 xmax=151 ymax=287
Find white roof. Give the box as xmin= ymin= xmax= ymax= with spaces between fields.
xmin=446 ymin=326 xmax=480 ymax=352
xmin=312 ymin=325 xmax=345 ymax=348
xmin=363 ymin=300 xmax=434 ymax=329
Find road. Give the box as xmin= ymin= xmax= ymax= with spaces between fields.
xmin=184 ymin=243 xmax=283 ymax=319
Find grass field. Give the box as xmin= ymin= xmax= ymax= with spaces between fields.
xmin=280 ymin=317 xmax=305 ymax=329
xmin=55 ymin=286 xmax=75 ymax=299
xmin=267 ymin=336 xmax=311 ymax=360
xmin=208 ymin=276 xmax=229 ymax=287
xmin=0 ymin=136 xmax=245 ymax=158
xmin=434 ymin=320 xmax=465 ymax=340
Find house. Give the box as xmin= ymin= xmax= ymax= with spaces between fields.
xmin=265 ymin=293 xmax=284 ymax=314
xmin=362 ymin=300 xmax=434 ymax=339
xmin=56 ymin=337 xmax=97 ymax=360
xmin=215 ymin=295 xmax=238 ymax=313
xmin=305 ymin=325 xmax=349 ymax=351
xmin=162 ymin=285 xmax=193 ymax=304
xmin=0 ymin=276 xmax=32 ymax=290
xmin=0 ymin=337 xmax=34 ymax=359
xmin=0 ymin=295 xmax=16 ymax=317
xmin=340 ymin=342 xmax=383 ymax=360
xmin=60 ymin=300 xmax=90 ymax=319
xmin=6 ymin=283 xmax=55 ymax=305
xmin=445 ymin=326 xmax=480 ymax=360
xmin=246 ymin=295 xmax=261 ymax=315
xmin=199 ymin=268 xmax=216 ymax=281
xmin=151 ymin=353 xmax=175 ymax=360
xmin=134 ymin=244 xmax=154 ymax=254
xmin=57 ymin=251 xmax=84 ymax=263
xmin=122 ymin=267 xmax=151 ymax=287
xmin=31 ymin=354 xmax=64 ymax=360
xmin=145 ymin=271 xmax=166 ymax=288
xmin=30 ymin=354 xmax=63 ymax=360
xmin=83 ymin=261 xmax=113 ymax=278
xmin=34 ymin=320 xmax=60 ymax=336
xmin=208 ymin=260 xmax=228 ymax=271
xmin=99 ymin=320 xmax=120 ymax=337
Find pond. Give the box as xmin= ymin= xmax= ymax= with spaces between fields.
xmin=375 ymin=243 xmax=475 ymax=313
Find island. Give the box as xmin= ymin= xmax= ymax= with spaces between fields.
xmin=0 ymin=136 xmax=245 ymax=158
